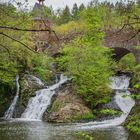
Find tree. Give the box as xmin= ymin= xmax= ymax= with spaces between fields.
xmin=79 ymin=3 xmax=85 ymax=12
xmin=0 ymin=3 xmax=53 ymax=86
xmin=72 ymin=3 xmax=79 ymax=20
xmin=115 ymin=0 xmax=125 ymax=15
xmin=57 ymin=7 xmax=114 ymax=108
xmin=59 ymin=6 xmax=71 ymax=24
xmin=137 ymin=0 xmax=140 ymax=7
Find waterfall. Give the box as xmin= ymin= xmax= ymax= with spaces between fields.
xmin=4 ymin=75 xmax=20 ymax=119
xmin=19 ymin=75 xmax=134 ymax=130
xmin=21 ymin=74 xmax=69 ymax=120
xmin=69 ymin=75 xmax=135 ymax=130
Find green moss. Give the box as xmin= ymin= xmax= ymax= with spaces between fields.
xmin=99 ymin=109 xmax=122 ymax=116
xmin=48 ymin=100 xmax=62 ymax=113
xmin=20 ymin=78 xmax=30 ymax=104
xmin=73 ymin=112 xmax=95 ymax=121
xmin=77 ymin=132 xmax=94 ymax=140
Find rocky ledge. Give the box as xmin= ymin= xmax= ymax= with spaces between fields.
xmin=43 ymin=85 xmax=95 ymax=123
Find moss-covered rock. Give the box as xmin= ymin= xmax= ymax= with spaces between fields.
xmin=20 ymin=74 xmax=44 ymax=105
xmin=11 ymin=74 xmax=45 ymax=117
xmin=44 ymin=86 xmax=95 ymax=122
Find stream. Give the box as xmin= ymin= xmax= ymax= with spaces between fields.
xmin=0 ymin=75 xmax=138 ymax=140
xmin=0 ymin=120 xmax=139 ymax=140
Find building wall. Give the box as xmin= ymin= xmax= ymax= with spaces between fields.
xmin=32 ymin=18 xmax=60 ymax=55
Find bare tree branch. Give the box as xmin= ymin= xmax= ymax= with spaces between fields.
xmin=0 ymin=32 xmax=37 ymax=53
xmin=0 ymin=26 xmax=51 ymax=32
xmin=0 ymin=25 xmax=60 ymax=41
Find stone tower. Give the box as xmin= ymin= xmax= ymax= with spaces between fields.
xmin=38 ymin=0 xmax=45 ymax=5
xmin=32 ymin=0 xmax=60 ymax=54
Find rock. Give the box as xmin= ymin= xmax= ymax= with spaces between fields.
xmin=13 ymin=102 xmax=26 ymax=118
xmin=43 ymin=86 xmax=94 ymax=123
xmin=47 ymin=103 xmax=92 ymax=123
xmin=20 ymin=74 xmax=45 ymax=105
xmin=12 ymin=74 xmax=45 ymax=117
xmin=103 ymin=98 xmax=121 ymax=111
xmin=27 ymin=75 xmax=44 ymax=87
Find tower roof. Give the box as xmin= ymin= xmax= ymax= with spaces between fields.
xmin=38 ymin=0 xmax=45 ymax=4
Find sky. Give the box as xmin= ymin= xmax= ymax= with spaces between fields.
xmin=1 ymin=0 xmax=123 ymax=10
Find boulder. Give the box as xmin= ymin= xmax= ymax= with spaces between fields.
xmin=13 ymin=74 xmax=45 ymax=117
xmin=43 ymin=86 xmax=95 ymax=122
xmin=20 ymin=74 xmax=44 ymax=105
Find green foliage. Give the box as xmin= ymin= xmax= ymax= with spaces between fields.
xmin=0 ymin=3 xmax=33 ymax=86
xmin=72 ymin=3 xmax=79 ymax=20
xmin=131 ymin=94 xmax=140 ymax=101
xmin=127 ymin=119 xmax=140 ymax=135
xmin=57 ymin=38 xmax=114 ymax=108
xmin=58 ymin=6 xmax=71 ymax=24
xmin=59 ymin=40 xmax=112 ymax=106
xmin=116 ymin=53 xmax=136 ymax=73
xmin=99 ymin=109 xmax=122 ymax=116
xmin=49 ymin=100 xmax=61 ymax=113
xmin=54 ymin=20 xmax=86 ymax=36
xmin=77 ymin=132 xmax=94 ymax=140
xmin=79 ymin=3 xmax=85 ymax=12
xmin=32 ymin=54 xmax=53 ymax=82
xmin=56 ymin=5 xmax=115 ymax=109
xmin=73 ymin=112 xmax=95 ymax=121
xmin=0 ymin=3 xmax=53 ymax=101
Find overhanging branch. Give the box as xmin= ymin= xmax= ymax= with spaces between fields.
xmin=0 ymin=25 xmax=60 ymax=42
xmin=0 ymin=26 xmax=51 ymax=32
xmin=0 ymin=32 xmax=37 ymax=53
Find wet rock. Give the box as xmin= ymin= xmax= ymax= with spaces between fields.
xmin=103 ymin=97 xmax=121 ymax=111
xmin=13 ymin=102 xmax=26 ymax=118
xmin=27 ymin=75 xmax=44 ymax=87
xmin=12 ymin=74 xmax=45 ymax=117
xmin=43 ymin=86 xmax=94 ymax=123
xmin=20 ymin=74 xmax=45 ymax=105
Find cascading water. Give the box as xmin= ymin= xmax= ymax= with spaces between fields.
xmin=4 ymin=75 xmax=20 ymax=119
xmin=18 ymin=75 xmax=134 ymax=131
xmin=67 ymin=75 xmax=135 ymax=130
xmin=21 ymin=74 xmax=69 ymax=120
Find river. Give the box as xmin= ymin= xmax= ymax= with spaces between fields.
xmin=0 ymin=120 xmax=139 ymax=140
xmin=0 ymin=75 xmax=138 ymax=140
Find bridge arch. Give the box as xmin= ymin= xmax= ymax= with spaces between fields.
xmin=112 ymin=47 xmax=131 ymax=61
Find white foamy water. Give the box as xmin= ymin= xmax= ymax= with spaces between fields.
xmin=66 ymin=75 xmax=135 ymax=130
xmin=21 ymin=74 xmax=69 ymax=120
xmin=4 ymin=75 xmax=20 ymax=119
xmin=18 ymin=75 xmax=135 ymax=131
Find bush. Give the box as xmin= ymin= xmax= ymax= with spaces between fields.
xmin=32 ymin=54 xmax=54 ymax=82
xmin=127 ymin=119 xmax=140 ymax=135
xmin=99 ymin=109 xmax=122 ymax=116
xmin=116 ymin=53 xmax=136 ymax=73
xmin=57 ymin=38 xmax=114 ymax=109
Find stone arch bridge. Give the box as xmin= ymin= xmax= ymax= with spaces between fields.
xmin=39 ymin=29 xmax=140 ymax=63
xmin=104 ymin=30 xmax=140 ymax=63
